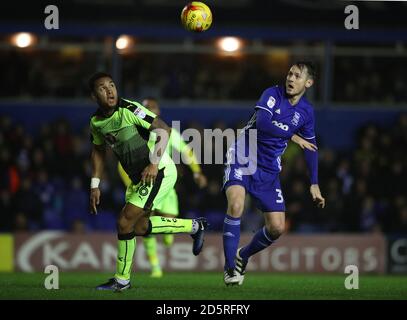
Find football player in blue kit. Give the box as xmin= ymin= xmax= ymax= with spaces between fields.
xmin=222 ymin=61 xmax=326 ymax=285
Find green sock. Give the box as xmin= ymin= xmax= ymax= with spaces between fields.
xmin=149 ymin=216 xmax=193 ymax=234
xmin=163 ymin=234 xmax=174 ymax=247
xmin=114 ymin=237 xmax=136 ymax=281
xmin=143 ymin=236 xmax=160 ymax=268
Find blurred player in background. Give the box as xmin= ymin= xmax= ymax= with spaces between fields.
xmin=222 ymin=62 xmax=326 ymax=285
xmin=88 ymin=72 xmax=208 ymax=291
xmin=118 ymin=97 xmax=208 ymax=278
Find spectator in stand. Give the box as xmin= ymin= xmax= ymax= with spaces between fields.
xmin=1 ymin=113 xmax=406 ymax=233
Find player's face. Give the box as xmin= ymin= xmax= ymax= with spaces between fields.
xmin=92 ymin=77 xmax=118 ymax=108
xmin=285 ymin=65 xmax=313 ymax=97
xmin=142 ymin=99 xmax=160 ymax=116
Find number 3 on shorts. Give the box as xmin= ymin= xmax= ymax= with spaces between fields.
xmin=276 ymin=189 xmax=284 ymax=203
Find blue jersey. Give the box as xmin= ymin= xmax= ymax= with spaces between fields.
xmin=235 ymin=85 xmax=316 ymax=174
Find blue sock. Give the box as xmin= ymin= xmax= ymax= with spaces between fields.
xmin=240 ymin=226 xmax=274 ymax=261
xmin=223 ymin=214 xmax=241 ymax=270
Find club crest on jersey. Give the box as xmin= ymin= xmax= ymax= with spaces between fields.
xmin=105 ymin=133 xmax=117 ymax=146
xmin=291 ymin=112 xmax=301 ymax=126
xmin=134 ymin=107 xmax=146 ymax=119
xmin=267 ymin=96 xmax=276 ymax=108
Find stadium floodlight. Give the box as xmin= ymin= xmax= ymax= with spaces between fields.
xmin=218 ymin=37 xmax=242 ymax=53
xmin=116 ymin=35 xmax=132 ymax=50
xmin=11 ymin=33 xmax=34 ymax=48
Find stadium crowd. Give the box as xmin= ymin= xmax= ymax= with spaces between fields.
xmin=1 ymin=113 xmax=406 ymax=234
xmin=1 ymin=50 xmax=406 ymax=104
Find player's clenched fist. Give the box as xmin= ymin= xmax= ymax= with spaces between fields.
xmin=90 ymin=188 xmax=101 ymax=214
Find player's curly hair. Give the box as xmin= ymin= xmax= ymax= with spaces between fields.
xmin=294 ymin=61 xmax=316 ymax=79
xmin=88 ymin=72 xmax=113 ymax=93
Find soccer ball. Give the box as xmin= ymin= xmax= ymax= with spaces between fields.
xmin=181 ymin=2 xmax=213 ymax=32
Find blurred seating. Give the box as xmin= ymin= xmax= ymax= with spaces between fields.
xmin=0 ymin=113 xmax=406 ymax=234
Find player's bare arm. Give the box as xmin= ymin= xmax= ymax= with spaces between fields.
xmin=183 ymin=148 xmax=208 ymax=188
xmin=193 ymin=171 xmax=208 ymax=188
xmin=90 ymin=143 xmax=106 ymax=214
xmin=310 ymin=184 xmax=325 ymax=208
xmin=291 ymin=134 xmax=318 ymax=151
xmin=141 ymin=117 xmax=172 ymax=186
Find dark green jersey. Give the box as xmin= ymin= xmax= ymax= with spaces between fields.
xmin=90 ymin=98 xmax=173 ymax=184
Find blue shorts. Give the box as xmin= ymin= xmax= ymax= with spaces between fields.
xmin=223 ymin=163 xmax=285 ymax=213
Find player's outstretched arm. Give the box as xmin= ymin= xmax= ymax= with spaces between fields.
xmin=90 ymin=144 xmax=106 ymax=214
xmin=141 ymin=117 xmax=172 ymax=186
xmin=171 ymin=128 xmax=208 ymax=189
xmin=291 ymin=134 xmax=318 ymax=151
xmin=181 ymin=148 xmax=207 ymax=188
xmin=293 ymin=134 xmax=326 ymax=208
xmin=181 ymin=146 xmax=207 ymax=188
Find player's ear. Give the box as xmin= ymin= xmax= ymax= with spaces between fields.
xmin=305 ymin=79 xmax=314 ymax=88
xmin=91 ymin=92 xmax=96 ymax=101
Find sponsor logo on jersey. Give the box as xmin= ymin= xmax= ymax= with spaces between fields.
xmin=267 ymin=96 xmax=276 ymax=108
xmin=272 ymin=120 xmax=289 ymax=131
xmin=112 ymin=119 xmax=121 ymax=128
xmin=134 ymin=107 xmax=146 ymax=119
xmin=275 ymin=108 xmax=281 ymax=114
xmin=291 ymin=112 xmax=301 ymax=126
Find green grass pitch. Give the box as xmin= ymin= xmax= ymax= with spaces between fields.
xmin=0 ymin=272 xmax=406 ymax=300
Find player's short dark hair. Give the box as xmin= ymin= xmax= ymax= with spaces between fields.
xmin=88 ymin=72 xmax=113 ymax=93
xmin=293 ymin=61 xmax=316 ymax=80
